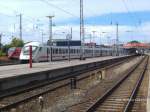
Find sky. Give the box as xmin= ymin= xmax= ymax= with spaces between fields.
xmin=0 ymin=0 xmax=150 ymax=45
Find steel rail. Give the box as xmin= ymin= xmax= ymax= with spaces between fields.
xmin=86 ymin=56 xmax=146 ymax=112
xmin=123 ymin=56 xmax=149 ymax=112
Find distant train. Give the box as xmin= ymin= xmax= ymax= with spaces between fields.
xmin=19 ymin=42 xmax=126 ymax=63
xmin=8 ymin=47 xmax=22 ymax=59
xmin=124 ymin=48 xmax=144 ymax=55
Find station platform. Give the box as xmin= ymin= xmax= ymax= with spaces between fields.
xmin=0 ymin=55 xmax=132 ymax=91
xmin=0 ymin=56 xmax=128 ymax=79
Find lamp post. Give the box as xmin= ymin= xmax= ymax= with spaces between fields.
xmin=92 ymin=31 xmax=96 ymax=58
xmin=61 ymin=28 xmax=72 ymax=61
xmin=116 ymin=23 xmax=119 ymax=56
xmin=107 ymin=36 xmax=111 ymax=45
xmin=110 ymin=22 xmax=119 ymax=56
xmin=66 ymin=28 xmax=72 ymax=61
xmin=41 ymin=31 xmax=46 ymax=44
xmin=98 ymin=32 xmax=102 ymax=56
xmin=102 ymin=31 xmax=109 ymax=55
xmin=16 ymin=14 xmax=22 ymax=40
xmin=46 ymin=15 xmax=54 ymax=46
xmin=80 ymin=0 xmax=85 ymax=59
xmin=46 ymin=15 xmax=54 ymax=62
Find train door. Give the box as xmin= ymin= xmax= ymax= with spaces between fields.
xmin=47 ymin=47 xmax=52 ymax=62
xmin=35 ymin=47 xmax=42 ymax=62
xmin=37 ymin=47 xmax=46 ymax=62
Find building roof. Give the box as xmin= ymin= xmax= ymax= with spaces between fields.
xmin=124 ymin=42 xmax=150 ymax=48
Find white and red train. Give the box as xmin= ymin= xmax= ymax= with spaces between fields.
xmin=8 ymin=47 xmax=22 ymax=59
xmin=19 ymin=42 xmax=126 ymax=63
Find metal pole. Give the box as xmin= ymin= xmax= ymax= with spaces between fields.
xmin=29 ymin=45 xmax=32 ymax=68
xmin=19 ymin=14 xmax=22 ymax=40
xmin=41 ymin=32 xmax=44 ymax=44
xmin=80 ymin=0 xmax=85 ymax=59
xmin=47 ymin=16 xmax=54 ymax=46
xmin=89 ymin=34 xmax=92 ymax=44
xmin=47 ymin=16 xmax=54 ymax=62
xmin=92 ymin=31 xmax=96 ymax=57
xmin=116 ymin=23 xmax=119 ymax=56
xmin=68 ymin=27 xmax=72 ymax=61
xmin=99 ymin=33 xmax=101 ymax=56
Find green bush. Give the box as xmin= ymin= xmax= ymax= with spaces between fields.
xmin=0 ymin=50 xmax=6 ymax=56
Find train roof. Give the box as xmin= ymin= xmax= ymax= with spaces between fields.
xmin=124 ymin=42 xmax=150 ymax=48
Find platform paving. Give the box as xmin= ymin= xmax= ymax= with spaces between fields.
xmin=0 ymin=56 xmax=127 ymax=79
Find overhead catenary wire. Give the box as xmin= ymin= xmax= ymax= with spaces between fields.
xmin=121 ymin=0 xmax=148 ymax=42
xmin=39 ymin=0 xmax=79 ymax=18
xmin=121 ymin=0 xmax=139 ymax=29
xmin=127 ymin=0 xmax=148 ymax=42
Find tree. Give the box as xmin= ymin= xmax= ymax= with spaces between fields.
xmin=10 ymin=38 xmax=24 ymax=47
xmin=129 ymin=40 xmax=140 ymax=43
xmin=1 ymin=38 xmax=24 ymax=55
xmin=0 ymin=43 xmax=3 ymax=50
xmin=2 ymin=44 xmax=11 ymax=55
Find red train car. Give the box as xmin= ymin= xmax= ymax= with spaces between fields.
xmin=8 ymin=47 xmax=22 ymax=59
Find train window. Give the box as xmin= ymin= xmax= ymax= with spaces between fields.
xmin=66 ymin=49 xmax=68 ymax=53
xmin=55 ymin=49 xmax=58 ymax=54
xmin=77 ymin=49 xmax=79 ymax=54
xmin=78 ymin=49 xmax=79 ymax=53
xmin=61 ymin=49 xmax=63 ymax=54
xmin=71 ymin=49 xmax=74 ymax=53
xmin=47 ymin=48 xmax=49 ymax=54
xmin=70 ymin=49 xmax=72 ymax=53
xmin=74 ymin=49 xmax=76 ymax=53
xmin=79 ymin=49 xmax=81 ymax=53
xmin=87 ymin=50 xmax=90 ymax=54
xmin=65 ymin=49 xmax=67 ymax=54
xmin=86 ymin=50 xmax=89 ymax=53
xmin=23 ymin=46 xmax=38 ymax=55
xmin=62 ymin=49 xmax=64 ymax=54
xmin=53 ymin=49 xmax=55 ymax=54
xmin=59 ymin=49 xmax=61 ymax=54
xmin=39 ymin=47 xmax=42 ymax=51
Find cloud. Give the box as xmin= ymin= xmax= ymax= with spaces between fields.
xmin=0 ymin=0 xmax=150 ymax=44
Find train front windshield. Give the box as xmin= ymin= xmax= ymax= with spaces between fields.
xmin=8 ymin=47 xmax=16 ymax=54
xmin=23 ymin=46 xmax=38 ymax=55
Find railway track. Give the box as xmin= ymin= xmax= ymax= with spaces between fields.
xmin=85 ymin=56 xmax=148 ymax=112
xmin=130 ymin=57 xmax=149 ymax=112
xmin=0 ymin=56 xmax=135 ymax=111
